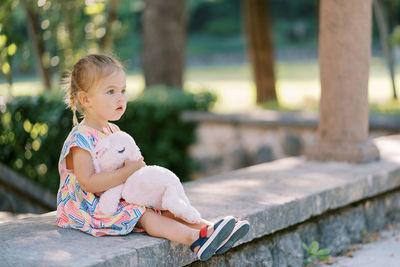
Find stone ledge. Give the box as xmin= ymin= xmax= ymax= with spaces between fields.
xmin=181 ymin=110 xmax=318 ymax=127
xmin=181 ymin=110 xmax=400 ymax=130
xmin=2 ymin=135 xmax=400 ymax=266
xmin=0 ymin=163 xmax=56 ymax=211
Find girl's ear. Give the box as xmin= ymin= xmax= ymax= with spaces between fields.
xmin=77 ymin=91 xmax=90 ymax=108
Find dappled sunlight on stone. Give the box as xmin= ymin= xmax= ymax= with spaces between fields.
xmin=255 ymin=173 xmax=345 ymax=206
xmin=374 ymin=137 xmax=400 ymax=161
xmin=236 ymin=157 xmax=302 ymax=173
xmin=257 ymin=195 xmax=296 ymax=206
xmin=188 ymin=159 xmax=348 ymax=203
xmin=44 ymin=250 xmax=72 ymax=261
xmin=188 ymin=177 xmax=264 ymax=196
xmin=13 ymin=229 xmax=62 ymax=245
xmin=187 ymin=138 xmax=400 ymax=219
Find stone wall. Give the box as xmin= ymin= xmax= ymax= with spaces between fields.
xmin=182 ymin=110 xmax=400 ymax=178
xmin=0 ymin=163 xmax=56 ymax=213
xmin=190 ymin=190 xmax=400 ymax=266
xmin=189 ymin=122 xmax=316 ymax=178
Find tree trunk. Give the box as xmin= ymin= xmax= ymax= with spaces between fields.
xmin=373 ymin=0 xmax=397 ymax=100
xmin=22 ymin=0 xmax=51 ymax=91
xmin=100 ymin=0 xmax=120 ymax=51
xmin=142 ymin=0 xmax=186 ymax=88
xmin=306 ymin=0 xmax=379 ymax=163
xmin=59 ymin=0 xmax=75 ymax=70
xmin=242 ymin=0 xmax=276 ymax=103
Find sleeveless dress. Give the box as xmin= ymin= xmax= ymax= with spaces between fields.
xmin=56 ymin=123 xmax=146 ymax=237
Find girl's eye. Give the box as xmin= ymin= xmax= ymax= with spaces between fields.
xmin=122 ymin=89 xmax=126 ymax=94
xmin=106 ymin=89 xmax=114 ymax=95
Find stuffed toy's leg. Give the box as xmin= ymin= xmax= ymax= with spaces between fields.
xmin=162 ymin=186 xmax=201 ymax=224
xmin=122 ymin=173 xmax=164 ymax=208
xmin=98 ymin=184 xmax=124 ymax=216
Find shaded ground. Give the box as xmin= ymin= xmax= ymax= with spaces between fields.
xmin=318 ymin=225 xmax=400 ymax=267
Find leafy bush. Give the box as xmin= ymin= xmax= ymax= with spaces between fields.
xmin=120 ymin=87 xmax=216 ymax=183
xmin=0 ymin=87 xmax=216 ymax=193
xmin=0 ymin=92 xmax=73 ymax=192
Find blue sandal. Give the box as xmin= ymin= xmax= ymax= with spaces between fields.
xmin=215 ymin=219 xmax=250 ymax=255
xmin=190 ymin=216 xmax=236 ymax=261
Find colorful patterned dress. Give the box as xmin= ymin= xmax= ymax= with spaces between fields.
xmin=56 ymin=123 xmax=146 ymax=237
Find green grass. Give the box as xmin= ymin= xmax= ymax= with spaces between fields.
xmin=1 ymin=57 xmax=399 ymax=114
xmin=370 ymin=100 xmax=400 ymax=114
xmin=185 ymin=57 xmax=400 ymax=113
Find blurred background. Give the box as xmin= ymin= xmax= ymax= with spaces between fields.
xmin=1 ymin=0 xmax=400 ymax=213
xmin=1 ymin=0 xmax=399 ymax=111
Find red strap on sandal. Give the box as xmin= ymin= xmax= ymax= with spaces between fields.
xmin=200 ymin=225 xmax=208 ymax=238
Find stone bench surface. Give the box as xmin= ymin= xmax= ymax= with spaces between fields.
xmin=2 ymin=135 xmax=400 ymax=266
xmin=182 ymin=110 xmax=400 ymax=130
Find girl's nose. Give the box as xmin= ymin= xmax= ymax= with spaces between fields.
xmin=117 ymin=92 xmax=126 ymax=101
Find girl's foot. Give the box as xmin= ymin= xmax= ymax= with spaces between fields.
xmin=215 ymin=220 xmax=250 ymax=255
xmin=190 ymin=216 xmax=236 ymax=261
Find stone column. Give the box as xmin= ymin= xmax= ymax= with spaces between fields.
xmin=306 ymin=0 xmax=379 ymax=163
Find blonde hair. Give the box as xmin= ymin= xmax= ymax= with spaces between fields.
xmin=62 ymin=54 xmax=124 ymax=125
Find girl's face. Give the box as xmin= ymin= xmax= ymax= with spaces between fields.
xmin=83 ymin=69 xmax=127 ymax=124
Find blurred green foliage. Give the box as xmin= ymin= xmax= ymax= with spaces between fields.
xmin=0 ymin=87 xmax=216 ymax=192
xmin=0 ymin=25 xmax=17 ymax=76
xmin=0 ymin=0 xmax=145 ymax=76
xmin=0 ymin=92 xmax=72 ymax=191
xmin=188 ymin=0 xmax=241 ymax=37
xmin=0 ymin=0 xmax=325 ymax=78
xmin=1 ymin=0 xmax=400 ymax=80
xmin=0 ymin=0 xmax=19 ymax=86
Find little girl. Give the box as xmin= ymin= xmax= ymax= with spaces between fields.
xmin=56 ymin=54 xmax=249 ymax=261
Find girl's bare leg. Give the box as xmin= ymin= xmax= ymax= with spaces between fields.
xmin=161 ymin=210 xmax=212 ymax=230
xmin=137 ymin=209 xmax=198 ymax=246
xmin=137 ymin=210 xmax=216 ymax=253
xmin=160 ymin=210 xmax=218 ymax=253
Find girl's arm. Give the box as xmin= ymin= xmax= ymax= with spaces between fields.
xmin=71 ymin=147 xmax=145 ymax=193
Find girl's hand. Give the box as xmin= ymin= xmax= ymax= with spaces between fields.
xmin=124 ymin=157 xmax=146 ymax=174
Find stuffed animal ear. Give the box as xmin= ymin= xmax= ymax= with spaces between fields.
xmin=92 ymin=138 xmax=111 ymax=172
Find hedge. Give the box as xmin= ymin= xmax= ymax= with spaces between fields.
xmin=0 ymin=87 xmax=216 ymax=193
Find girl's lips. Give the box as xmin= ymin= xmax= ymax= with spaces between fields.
xmin=116 ymin=106 xmax=123 ymax=111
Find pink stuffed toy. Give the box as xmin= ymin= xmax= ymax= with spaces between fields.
xmin=92 ymin=131 xmax=201 ymax=224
